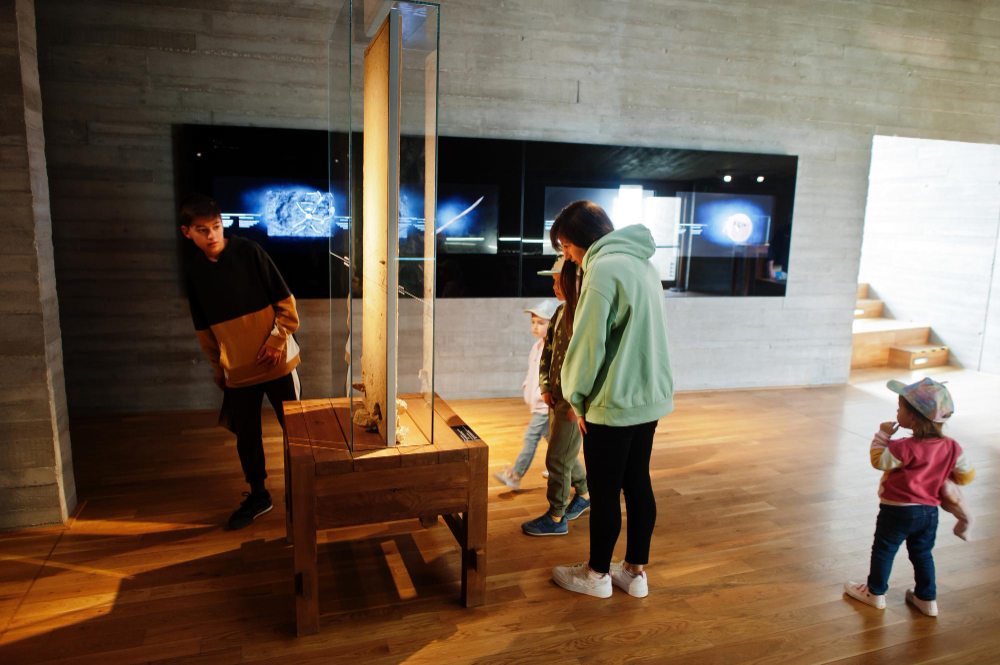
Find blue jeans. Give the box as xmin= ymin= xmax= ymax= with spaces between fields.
xmin=867 ymin=504 xmax=938 ymax=600
xmin=513 ymin=412 xmax=549 ymax=477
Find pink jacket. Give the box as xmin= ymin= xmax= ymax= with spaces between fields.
xmin=870 ymin=430 xmax=975 ymax=506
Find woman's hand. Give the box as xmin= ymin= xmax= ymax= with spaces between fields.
xmin=567 ymin=410 xmax=587 ymax=435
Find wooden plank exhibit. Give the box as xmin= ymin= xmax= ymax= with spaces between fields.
xmin=361 ymin=12 xmax=402 ymax=445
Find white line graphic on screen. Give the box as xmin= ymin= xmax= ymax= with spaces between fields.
xmin=435 ymin=196 xmax=484 ymax=235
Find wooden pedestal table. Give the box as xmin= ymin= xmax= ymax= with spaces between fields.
xmin=282 ymin=395 xmax=488 ymax=636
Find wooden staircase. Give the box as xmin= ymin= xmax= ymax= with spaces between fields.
xmin=851 ymin=283 xmax=949 ymax=369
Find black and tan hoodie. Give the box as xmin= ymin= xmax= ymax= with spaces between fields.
xmin=185 ymin=236 xmax=300 ymax=388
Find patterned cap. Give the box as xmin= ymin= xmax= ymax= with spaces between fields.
xmin=524 ymin=299 xmax=558 ymax=320
xmin=537 ymin=256 xmax=564 ymax=276
xmin=887 ymin=377 xmax=954 ymax=423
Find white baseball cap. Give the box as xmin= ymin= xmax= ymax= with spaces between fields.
xmin=537 ymin=256 xmax=564 ymax=276
xmin=524 ymin=299 xmax=558 ymax=320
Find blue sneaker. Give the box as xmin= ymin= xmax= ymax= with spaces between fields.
xmin=521 ymin=513 xmax=568 ymax=537
xmin=565 ymin=494 xmax=591 ymax=521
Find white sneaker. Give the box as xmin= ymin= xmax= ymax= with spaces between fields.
xmin=552 ymin=563 xmax=612 ymax=598
xmin=905 ymin=589 xmax=938 ymax=617
xmin=844 ymin=581 xmax=886 ymax=609
xmin=492 ymin=468 xmax=521 ymax=490
xmin=610 ymin=562 xmax=649 ymax=598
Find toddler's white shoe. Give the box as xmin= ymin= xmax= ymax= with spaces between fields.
xmin=843 ymin=581 xmax=886 ymax=609
xmin=609 ymin=561 xmax=648 ymax=598
xmin=552 ymin=563 xmax=612 ymax=598
xmin=905 ymin=589 xmax=938 ymax=617
xmin=492 ymin=467 xmax=521 ymax=490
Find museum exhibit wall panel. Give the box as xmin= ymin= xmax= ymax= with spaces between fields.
xmin=32 ymin=0 xmax=1000 ymax=411
xmin=858 ymin=136 xmax=1000 ymax=371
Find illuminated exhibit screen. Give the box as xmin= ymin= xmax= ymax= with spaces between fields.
xmin=400 ymin=183 xmax=500 ymax=254
xmin=175 ymin=124 xmax=797 ymax=298
xmin=683 ymin=192 xmax=774 ymax=257
xmin=213 ymin=177 xmax=350 ymax=237
xmin=205 ymin=177 xmax=350 ymax=299
xmin=543 ymin=185 xmax=680 ymax=280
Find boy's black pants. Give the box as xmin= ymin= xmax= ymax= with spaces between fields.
xmin=219 ymin=372 xmax=299 ymax=488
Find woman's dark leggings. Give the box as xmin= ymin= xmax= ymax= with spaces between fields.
xmin=583 ymin=420 xmax=658 ymax=574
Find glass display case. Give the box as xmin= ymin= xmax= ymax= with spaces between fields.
xmin=330 ymin=1 xmax=440 ymax=449
xmin=283 ymin=6 xmax=485 ymax=635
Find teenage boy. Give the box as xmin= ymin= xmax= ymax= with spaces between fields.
xmin=179 ymin=194 xmax=301 ymax=530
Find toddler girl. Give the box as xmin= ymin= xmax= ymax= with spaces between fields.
xmin=844 ymin=377 xmax=975 ymax=617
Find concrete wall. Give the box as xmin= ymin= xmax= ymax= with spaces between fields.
xmin=1 ymin=0 xmax=75 ymax=528
xmin=30 ymin=0 xmax=1000 ymax=413
xmin=858 ymin=135 xmax=1000 ymax=372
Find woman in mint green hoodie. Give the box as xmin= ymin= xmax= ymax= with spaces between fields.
xmin=549 ymin=201 xmax=674 ymax=600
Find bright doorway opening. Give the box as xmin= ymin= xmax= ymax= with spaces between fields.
xmin=852 ymin=135 xmax=1000 ymax=374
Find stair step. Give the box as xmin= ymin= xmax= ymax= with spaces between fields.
xmin=854 ymin=298 xmax=884 ymax=318
xmin=889 ymin=344 xmax=949 ymax=370
xmin=851 ymin=318 xmax=931 ymax=369
xmin=851 ymin=318 xmax=929 ymax=336
xmin=857 ymin=283 xmax=869 ymax=299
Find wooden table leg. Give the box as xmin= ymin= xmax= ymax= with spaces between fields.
xmin=462 ymin=444 xmax=488 ymax=607
xmin=291 ymin=452 xmax=319 ymax=635
xmin=284 ymin=435 xmax=293 ymax=544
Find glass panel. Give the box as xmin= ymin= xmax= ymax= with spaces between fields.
xmin=328 ymin=0 xmax=359 ymax=451
xmin=428 ymin=138 xmax=798 ymax=298
xmin=523 ymin=141 xmax=796 ymax=298
xmin=338 ymin=1 xmax=439 ymax=448
xmin=395 ymin=2 xmax=439 ymax=446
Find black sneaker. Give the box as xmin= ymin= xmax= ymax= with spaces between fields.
xmin=226 ymin=491 xmax=273 ymax=530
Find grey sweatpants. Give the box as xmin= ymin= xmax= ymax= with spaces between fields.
xmin=544 ymin=408 xmax=588 ymax=517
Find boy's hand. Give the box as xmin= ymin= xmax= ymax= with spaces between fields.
xmin=879 ymin=421 xmax=898 ymax=435
xmin=542 ymin=392 xmax=555 ymax=408
xmin=567 ymin=410 xmax=587 ymax=435
xmin=256 ymin=344 xmax=282 ymax=367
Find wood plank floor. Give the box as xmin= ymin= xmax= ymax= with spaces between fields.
xmin=1 ymin=366 xmax=998 ymax=664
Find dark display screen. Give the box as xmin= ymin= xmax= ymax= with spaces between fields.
xmin=175 ymin=124 xmax=797 ymax=298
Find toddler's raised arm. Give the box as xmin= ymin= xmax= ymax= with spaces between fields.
xmin=870 ymin=426 xmax=902 ymax=471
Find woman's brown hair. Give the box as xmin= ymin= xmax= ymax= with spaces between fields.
xmin=559 ymin=259 xmax=580 ymax=337
xmin=550 ymin=200 xmax=613 ymax=337
xmin=549 ymin=200 xmax=615 ymax=254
